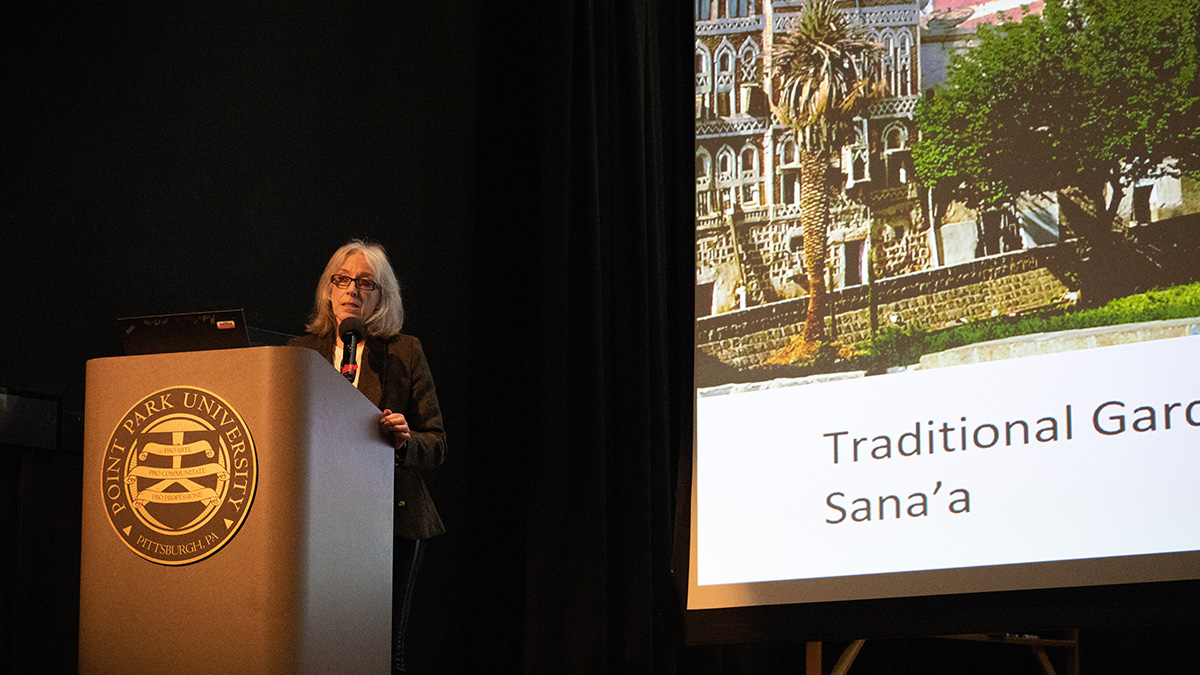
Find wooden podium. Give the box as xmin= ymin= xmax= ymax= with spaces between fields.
xmin=79 ymin=346 xmax=393 ymax=674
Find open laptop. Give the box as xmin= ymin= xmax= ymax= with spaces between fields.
xmin=118 ymin=309 xmax=252 ymax=356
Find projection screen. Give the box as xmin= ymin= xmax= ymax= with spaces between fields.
xmin=687 ymin=0 xmax=1200 ymax=637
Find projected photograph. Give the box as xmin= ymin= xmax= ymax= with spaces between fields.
xmin=691 ymin=0 xmax=1200 ymax=611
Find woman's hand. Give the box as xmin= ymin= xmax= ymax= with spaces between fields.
xmin=380 ymin=409 xmax=411 ymax=450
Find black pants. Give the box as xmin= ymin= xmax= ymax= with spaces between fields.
xmin=392 ymin=537 xmax=424 ymax=675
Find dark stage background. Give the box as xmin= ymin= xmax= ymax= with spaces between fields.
xmin=1 ymin=2 xmax=1196 ymax=674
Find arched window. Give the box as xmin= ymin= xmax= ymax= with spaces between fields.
xmin=883 ymin=122 xmax=910 ymax=186
xmin=716 ymin=145 xmax=737 ymax=210
xmin=696 ymin=149 xmax=712 ymax=184
xmin=695 ymin=0 xmax=712 ymax=21
xmin=717 ymin=146 xmax=735 ymax=182
xmin=716 ymin=51 xmax=733 ymax=88
xmin=779 ymin=135 xmax=800 ymax=204
xmin=845 ymin=125 xmax=870 ymax=187
xmin=895 ymin=30 xmax=913 ymax=96
xmin=867 ymin=29 xmax=884 ymax=84
xmin=884 ymin=123 xmax=907 ymax=152
xmin=695 ymin=44 xmax=712 ymax=94
xmin=714 ymin=42 xmax=735 ymax=116
xmin=882 ymin=30 xmax=897 ymax=97
xmin=739 ymin=146 xmax=756 ymax=174
xmin=735 ymin=38 xmax=762 ymax=115
xmin=696 ymin=148 xmax=714 ymax=215
xmin=737 ymin=38 xmax=760 ymax=82
xmin=695 ymin=43 xmax=713 ymax=117
xmin=738 ymin=144 xmax=760 ymax=204
xmin=780 ymin=137 xmax=798 ymax=166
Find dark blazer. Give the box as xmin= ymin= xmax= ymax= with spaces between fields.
xmin=288 ymin=331 xmax=447 ymax=539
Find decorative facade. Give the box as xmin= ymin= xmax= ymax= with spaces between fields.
xmin=695 ymin=0 xmax=928 ymax=318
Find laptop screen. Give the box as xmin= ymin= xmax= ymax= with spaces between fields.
xmin=118 ymin=309 xmax=251 ymax=356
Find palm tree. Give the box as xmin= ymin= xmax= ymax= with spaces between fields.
xmin=770 ymin=0 xmax=882 ymax=342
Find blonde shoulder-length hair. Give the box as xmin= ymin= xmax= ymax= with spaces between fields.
xmin=304 ymin=239 xmax=404 ymax=338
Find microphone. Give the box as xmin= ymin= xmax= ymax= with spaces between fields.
xmin=338 ymin=317 xmax=367 ymax=382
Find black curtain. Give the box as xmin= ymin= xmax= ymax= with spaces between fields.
xmin=470 ymin=1 xmax=695 ymax=673
xmin=466 ymin=2 xmax=1200 ymax=672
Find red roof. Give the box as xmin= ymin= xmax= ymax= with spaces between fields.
xmin=926 ymin=0 xmax=1045 ymax=30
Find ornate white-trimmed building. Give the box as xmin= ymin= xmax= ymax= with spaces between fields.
xmin=695 ymin=0 xmax=929 ymax=317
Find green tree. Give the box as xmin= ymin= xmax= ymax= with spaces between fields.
xmin=770 ymin=0 xmax=882 ymax=341
xmin=913 ymin=0 xmax=1200 ymax=303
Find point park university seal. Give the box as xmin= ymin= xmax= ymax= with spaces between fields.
xmin=102 ymin=386 xmax=257 ymax=565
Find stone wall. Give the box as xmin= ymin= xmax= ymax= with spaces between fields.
xmin=697 ymin=244 xmax=1078 ymax=369
xmin=698 ymin=210 xmax=1200 ymax=370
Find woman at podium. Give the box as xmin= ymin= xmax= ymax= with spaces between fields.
xmin=289 ymin=238 xmax=447 ymax=675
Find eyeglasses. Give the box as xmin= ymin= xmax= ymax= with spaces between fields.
xmin=330 ymin=275 xmax=379 ymax=291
